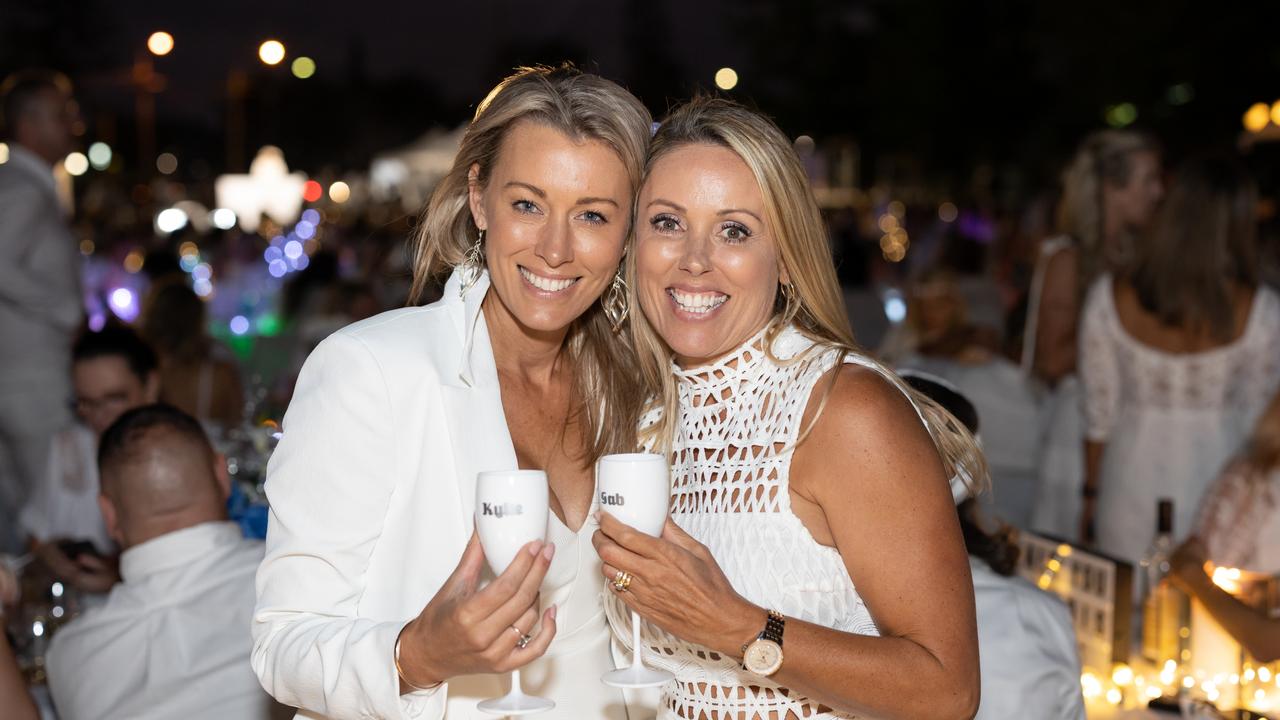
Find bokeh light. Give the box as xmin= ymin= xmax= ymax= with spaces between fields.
xmin=268 ymin=259 xmax=288 ymax=278
xmin=123 ymin=248 xmax=145 ymax=274
xmin=156 ymin=152 xmax=178 ymax=175
xmin=714 ymin=67 xmax=738 ymax=91
xmin=230 ymin=315 xmax=251 ymax=335
xmin=301 ymin=209 xmax=321 ymax=225
xmin=87 ymin=142 xmax=112 ymax=170
xmin=302 ymin=180 xmax=323 ymax=202
xmin=284 ymin=240 xmax=304 ymax=259
xmin=328 ymin=181 xmax=350 ymax=203
xmin=147 ymin=31 xmax=174 ymax=57
xmin=108 ymin=288 xmax=139 ymax=321
xmin=1271 ymin=100 xmax=1280 ymax=127
xmin=211 ymin=208 xmax=237 ymax=230
xmin=291 ymin=57 xmax=316 ymax=79
xmin=1105 ymin=103 xmax=1138 ymax=128
xmin=156 ymin=207 xmax=189 ymax=234
xmin=63 ymin=152 xmax=89 ymax=176
xmin=259 ymin=40 xmax=286 ymax=66
xmin=938 ymin=202 xmax=959 ymax=223
xmin=294 ymin=221 xmax=315 ymax=240
xmin=1243 ymin=103 xmax=1270 ymax=132
xmin=0 ymin=143 xmax=8 ymax=164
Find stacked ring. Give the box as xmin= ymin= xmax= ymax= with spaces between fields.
xmin=511 ymin=625 xmax=532 ymax=649
xmin=612 ymin=570 xmax=633 ymax=592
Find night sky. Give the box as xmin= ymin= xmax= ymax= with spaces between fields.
xmin=4 ymin=0 xmax=1280 ymax=191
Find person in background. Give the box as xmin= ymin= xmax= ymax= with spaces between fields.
xmin=1166 ymin=387 xmax=1280 ymax=663
xmin=1080 ymin=154 xmax=1280 ymax=566
xmin=1027 ymin=130 xmax=1163 ymax=540
xmin=0 ymin=69 xmax=83 ymax=554
xmin=21 ymin=325 xmax=159 ymax=593
xmin=140 ymin=278 xmax=244 ymax=432
xmin=46 ymin=404 xmax=283 ymax=720
xmin=902 ymin=370 xmax=1086 ymax=719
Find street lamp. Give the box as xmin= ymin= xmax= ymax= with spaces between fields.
xmin=259 ymin=40 xmax=286 ymax=66
xmin=147 ymin=31 xmax=174 ymax=57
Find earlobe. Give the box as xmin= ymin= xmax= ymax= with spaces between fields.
xmin=98 ymin=495 xmax=123 ymax=546
xmin=213 ymin=452 xmax=231 ymax=501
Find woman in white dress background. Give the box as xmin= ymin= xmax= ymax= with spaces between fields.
xmin=594 ymin=97 xmax=984 ymax=719
xmin=1080 ymin=154 xmax=1280 ymax=566
xmin=253 ymin=66 xmax=652 ymax=719
xmin=1026 ymin=129 xmax=1163 ymax=539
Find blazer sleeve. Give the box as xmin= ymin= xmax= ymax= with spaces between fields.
xmin=252 ymin=331 xmax=445 ymax=720
xmin=0 ymin=184 xmax=82 ymax=331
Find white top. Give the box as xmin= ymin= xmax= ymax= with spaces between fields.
xmin=971 ymin=558 xmax=1085 ymax=720
xmin=19 ymin=423 xmax=114 ymax=554
xmin=1080 ymin=275 xmax=1280 ymax=564
xmin=46 ymin=522 xmax=276 ymax=720
xmin=1194 ymin=459 xmax=1280 ymax=575
xmin=608 ymin=324 xmax=917 ymax=720
xmin=254 ymin=269 xmax=627 ymax=720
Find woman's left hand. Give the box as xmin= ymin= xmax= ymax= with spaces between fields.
xmin=593 ymin=513 xmax=760 ymax=657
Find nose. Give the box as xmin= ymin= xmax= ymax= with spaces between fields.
xmin=534 ymin=217 xmax=574 ymax=268
xmin=677 ymin=234 xmax=711 ymax=276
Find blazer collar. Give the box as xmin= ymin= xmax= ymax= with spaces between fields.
xmin=442 ymin=267 xmax=493 ymax=388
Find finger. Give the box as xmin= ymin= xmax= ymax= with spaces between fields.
xmin=76 ymin=555 xmax=108 ymax=572
xmin=595 ymin=532 xmax=650 ymax=581
xmin=659 ymin=518 xmax=704 ymax=554
xmin=597 ymin=511 xmax=665 ymax=559
xmin=469 ymin=540 xmax=545 ymax=616
xmin=481 ymin=543 xmax=555 ymax=637
xmin=501 ymin=605 xmax=558 ymax=671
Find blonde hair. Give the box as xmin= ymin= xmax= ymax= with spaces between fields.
xmin=629 ymin=97 xmax=987 ymax=491
xmin=1057 ymin=129 xmax=1160 ymax=289
xmin=408 ymin=65 xmax=653 ymax=461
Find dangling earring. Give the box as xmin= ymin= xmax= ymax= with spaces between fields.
xmin=602 ymin=270 xmax=629 ymax=333
xmin=459 ymin=229 xmax=485 ymax=297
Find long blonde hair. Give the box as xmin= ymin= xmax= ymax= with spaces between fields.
xmin=629 ymin=97 xmax=987 ymax=490
xmin=408 ymin=65 xmax=653 ymax=461
xmin=1057 ymin=129 xmax=1160 ymax=290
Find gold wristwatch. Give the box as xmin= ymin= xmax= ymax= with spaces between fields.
xmin=741 ymin=609 xmax=786 ymax=676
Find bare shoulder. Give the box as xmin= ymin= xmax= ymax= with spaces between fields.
xmin=792 ymin=361 xmax=945 ymax=499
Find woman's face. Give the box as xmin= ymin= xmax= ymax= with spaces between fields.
xmin=469 ymin=121 xmax=631 ymax=336
xmin=635 ymin=143 xmax=786 ymax=368
xmin=1109 ymin=150 xmax=1164 ymax=229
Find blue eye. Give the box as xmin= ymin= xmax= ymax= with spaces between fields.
xmin=580 ymin=210 xmax=608 ymax=225
xmin=513 ymin=199 xmax=539 ymax=214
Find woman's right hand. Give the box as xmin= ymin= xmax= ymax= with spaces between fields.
xmin=394 ymin=531 xmax=558 ymax=690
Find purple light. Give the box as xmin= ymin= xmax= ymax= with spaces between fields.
xmin=230 ymin=315 xmax=250 ymax=335
xmin=294 ymin=253 xmax=310 ymax=271
xmin=268 ymin=259 xmax=288 ymax=278
xmin=301 ymin=209 xmax=320 ymax=225
xmin=295 ymin=221 xmax=315 ymax=240
xmin=108 ymin=288 xmax=139 ymax=321
xmin=88 ymin=312 xmax=106 ymax=332
xmin=192 ymin=263 xmax=212 ymax=282
xmin=284 ymin=240 xmax=303 ymax=259
xmin=264 ymin=246 xmax=283 ymax=262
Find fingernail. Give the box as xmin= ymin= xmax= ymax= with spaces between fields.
xmin=549 ymin=604 xmax=558 ymax=619
xmin=527 ymin=541 xmax=543 ymax=556
xmin=593 ymin=510 xmax=602 ymax=521
xmin=541 ymin=543 xmax=556 ymax=562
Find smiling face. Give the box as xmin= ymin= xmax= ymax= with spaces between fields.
xmin=635 ymin=143 xmax=787 ymax=368
xmin=468 ymin=120 xmax=632 ymax=337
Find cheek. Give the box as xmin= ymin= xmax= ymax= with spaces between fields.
xmin=719 ymin=248 xmax=779 ymax=305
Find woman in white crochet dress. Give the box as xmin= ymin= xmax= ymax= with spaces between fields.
xmin=593 ymin=97 xmax=986 ymax=719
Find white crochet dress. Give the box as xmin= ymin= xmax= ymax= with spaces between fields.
xmin=605 ymin=324 xmax=892 ymax=720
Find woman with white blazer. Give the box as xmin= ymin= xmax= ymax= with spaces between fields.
xmin=252 ymin=66 xmax=652 ymax=719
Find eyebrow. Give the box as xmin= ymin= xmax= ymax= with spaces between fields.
xmin=505 ymin=181 xmax=619 ymax=208
xmin=649 ymin=198 xmax=763 ymax=224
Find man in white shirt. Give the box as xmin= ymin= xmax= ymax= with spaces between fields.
xmin=22 ymin=326 xmax=159 ymax=593
xmin=46 ymin=404 xmax=284 ymax=720
xmin=0 ymin=69 xmax=83 ymax=554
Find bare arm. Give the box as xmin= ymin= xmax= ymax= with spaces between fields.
xmin=1033 ymin=248 xmax=1079 ymax=386
xmin=1170 ymin=539 xmax=1280 ymax=663
xmin=597 ymin=366 xmax=980 ymax=719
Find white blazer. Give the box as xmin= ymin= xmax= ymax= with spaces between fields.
xmin=253 ymin=269 xmax=626 ymax=720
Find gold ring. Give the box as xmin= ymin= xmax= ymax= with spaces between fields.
xmin=510 ymin=625 xmax=531 ymax=649
xmin=612 ymin=570 xmax=632 ymax=592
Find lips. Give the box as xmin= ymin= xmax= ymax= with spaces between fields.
xmin=519 ymin=266 xmax=579 ymax=293
xmin=668 ymin=288 xmax=729 ymax=315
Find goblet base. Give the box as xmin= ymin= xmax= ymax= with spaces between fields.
xmin=477 ymin=691 xmax=555 ymax=716
xmin=601 ymin=664 xmax=675 ymax=689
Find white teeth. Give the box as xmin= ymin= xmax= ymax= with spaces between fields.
xmin=519 ymin=267 xmax=577 ymax=293
xmin=669 ymin=289 xmax=728 ymax=314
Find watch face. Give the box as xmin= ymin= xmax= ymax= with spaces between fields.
xmin=745 ymin=639 xmax=783 ymax=676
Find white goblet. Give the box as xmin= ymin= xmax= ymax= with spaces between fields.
xmin=597 ymin=453 xmax=676 ymax=689
xmin=475 ymin=469 xmax=555 ymax=716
